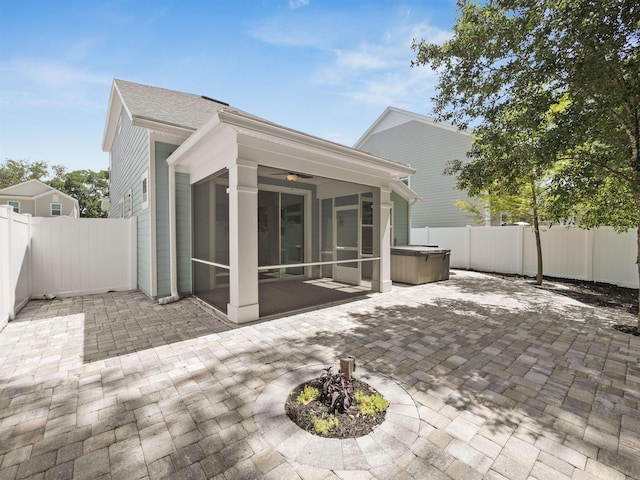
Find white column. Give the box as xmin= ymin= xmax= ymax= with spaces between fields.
xmin=227 ymin=160 xmax=260 ymax=323
xmin=373 ymin=187 xmax=392 ymax=293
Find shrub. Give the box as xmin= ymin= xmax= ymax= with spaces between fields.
xmin=355 ymin=391 xmax=389 ymax=415
xmin=312 ymin=415 xmax=339 ymax=436
xmin=296 ymin=385 xmax=319 ymax=405
xmin=320 ymin=367 xmax=355 ymax=414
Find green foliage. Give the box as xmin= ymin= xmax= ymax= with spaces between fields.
xmin=413 ymin=0 xmax=640 ymax=304
xmin=354 ymin=391 xmax=389 ymax=415
xmin=312 ymin=415 xmax=339 ymax=436
xmin=296 ymin=385 xmax=319 ymax=405
xmin=0 ymin=159 xmax=109 ymax=218
xmin=412 ymin=0 xmax=639 ymax=229
xmin=52 ymin=168 xmax=110 ymax=218
xmin=0 ymin=159 xmax=49 ymax=189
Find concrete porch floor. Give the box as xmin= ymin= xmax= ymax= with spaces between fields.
xmin=196 ymin=277 xmax=372 ymax=319
xmin=0 ymin=270 xmax=638 ymax=479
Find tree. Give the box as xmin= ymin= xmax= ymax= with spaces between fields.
xmin=412 ymin=0 xmax=640 ymax=325
xmin=1 ymin=159 xmax=109 ymax=218
xmin=0 ymin=159 xmax=49 ymax=189
xmin=444 ymin=100 xmax=561 ymax=285
xmin=49 ymin=166 xmax=109 ymax=218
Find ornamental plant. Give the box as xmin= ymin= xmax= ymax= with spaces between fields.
xmin=354 ymin=391 xmax=389 ymax=415
xmin=312 ymin=415 xmax=339 ymax=436
xmin=320 ymin=366 xmax=355 ymax=414
xmin=296 ymin=385 xmax=319 ymax=405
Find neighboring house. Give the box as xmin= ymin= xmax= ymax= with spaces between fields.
xmin=355 ymin=107 xmax=484 ymax=229
xmin=102 ymin=79 xmax=419 ymax=324
xmin=0 ymin=179 xmax=79 ymax=218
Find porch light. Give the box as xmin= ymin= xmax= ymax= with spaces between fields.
xmin=286 ymin=173 xmax=298 ymax=182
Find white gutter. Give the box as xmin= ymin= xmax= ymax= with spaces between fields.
xmin=158 ymin=164 xmax=180 ymax=305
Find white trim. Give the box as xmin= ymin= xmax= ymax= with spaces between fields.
xmin=118 ymin=197 xmax=124 ymax=218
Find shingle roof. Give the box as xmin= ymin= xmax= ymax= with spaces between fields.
xmin=114 ymin=79 xmax=229 ymax=130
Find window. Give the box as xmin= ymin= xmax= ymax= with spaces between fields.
xmin=399 ymin=176 xmax=410 ymax=187
xmin=7 ymin=201 xmax=19 ymax=213
xmin=141 ymin=171 xmax=149 ymax=209
xmin=51 ymin=203 xmax=62 ymax=216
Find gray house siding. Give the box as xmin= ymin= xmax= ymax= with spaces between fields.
xmin=176 ymin=172 xmax=192 ymax=294
xmin=109 ymin=111 xmax=152 ymax=296
xmin=155 ymin=142 xmax=191 ymax=298
xmin=361 ymin=120 xmax=477 ymax=228
xmin=392 ymin=191 xmax=409 ymax=246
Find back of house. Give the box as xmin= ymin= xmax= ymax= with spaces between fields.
xmin=355 ymin=107 xmax=482 ymax=229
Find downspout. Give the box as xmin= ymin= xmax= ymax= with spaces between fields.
xmin=158 ymin=164 xmax=180 ymax=305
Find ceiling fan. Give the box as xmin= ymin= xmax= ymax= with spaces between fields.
xmin=271 ymin=171 xmax=314 ymax=182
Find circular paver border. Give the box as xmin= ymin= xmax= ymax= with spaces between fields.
xmin=253 ymin=364 xmax=420 ymax=471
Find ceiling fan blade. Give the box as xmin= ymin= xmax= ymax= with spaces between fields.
xmin=269 ymin=171 xmax=313 ymax=179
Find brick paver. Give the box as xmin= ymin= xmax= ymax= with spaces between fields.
xmin=0 ymin=270 xmax=638 ymax=479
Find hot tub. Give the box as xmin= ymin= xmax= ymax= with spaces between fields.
xmin=390 ymin=246 xmax=451 ymax=285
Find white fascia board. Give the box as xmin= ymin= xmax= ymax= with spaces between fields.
xmin=165 ymin=111 xmax=224 ymax=167
xmin=102 ymin=82 xmax=125 ymax=152
xmin=353 ymin=106 xmax=395 ymax=149
xmin=391 ymin=179 xmax=422 ymax=205
xmin=218 ymin=108 xmax=415 ymax=178
xmin=131 ymin=116 xmax=195 ymax=139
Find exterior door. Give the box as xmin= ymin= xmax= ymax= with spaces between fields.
xmin=333 ymin=205 xmax=360 ymax=285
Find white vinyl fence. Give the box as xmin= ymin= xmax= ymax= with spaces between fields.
xmin=1 ymin=205 xmax=136 ymax=330
xmin=411 ymin=225 xmax=638 ymax=289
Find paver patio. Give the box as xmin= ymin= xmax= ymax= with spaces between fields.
xmin=0 ymin=270 xmax=638 ymax=479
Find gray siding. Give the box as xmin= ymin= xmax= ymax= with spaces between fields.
xmin=109 ymin=111 xmax=152 ymax=296
xmin=361 ymin=120 xmax=478 ymax=228
xmin=392 ymin=192 xmax=409 ymax=246
xmin=176 ymin=172 xmax=192 ymax=293
xmin=155 ymin=142 xmax=191 ymax=297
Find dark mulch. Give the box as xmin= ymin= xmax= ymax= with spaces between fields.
xmin=613 ymin=324 xmax=640 ymax=336
xmin=285 ymin=377 xmax=386 ymax=438
xmin=489 ymin=272 xmax=639 ymax=335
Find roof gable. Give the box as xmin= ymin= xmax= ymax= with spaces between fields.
xmin=0 ymin=179 xmax=54 ymax=197
xmin=354 ymin=106 xmax=471 ymax=149
xmin=0 ymin=179 xmax=79 ymax=208
xmin=102 ymin=79 xmax=230 ymax=152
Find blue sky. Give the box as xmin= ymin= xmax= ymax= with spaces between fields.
xmin=0 ymin=0 xmax=456 ymax=173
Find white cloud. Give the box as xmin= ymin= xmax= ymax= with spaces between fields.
xmin=0 ymin=59 xmax=110 ymax=110
xmin=289 ymin=0 xmax=309 ymax=9
xmin=311 ymin=19 xmax=450 ymax=110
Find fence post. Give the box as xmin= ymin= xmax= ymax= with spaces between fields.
xmin=3 ymin=206 xmax=16 ymax=320
xmin=0 ymin=206 xmax=11 ymax=327
xmin=129 ymin=216 xmax=137 ymax=290
xmin=465 ymin=225 xmax=472 ymax=270
xmin=585 ymin=229 xmax=594 ymax=282
xmin=516 ymin=225 xmax=524 ymax=276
